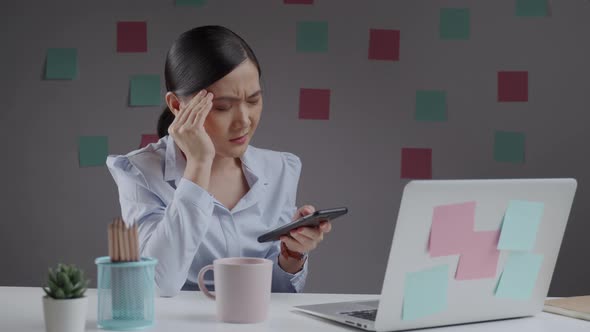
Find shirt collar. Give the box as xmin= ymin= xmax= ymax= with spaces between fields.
xmin=163 ymin=137 xmax=268 ymax=212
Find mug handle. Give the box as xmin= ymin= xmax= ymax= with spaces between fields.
xmin=197 ymin=264 xmax=215 ymax=300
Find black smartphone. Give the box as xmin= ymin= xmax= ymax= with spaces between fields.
xmin=257 ymin=207 xmax=348 ymax=243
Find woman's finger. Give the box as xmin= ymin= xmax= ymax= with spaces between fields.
xmin=294 ymin=205 xmax=316 ymax=220
xmin=295 ymin=227 xmax=322 ymax=242
xmin=280 ymin=236 xmax=306 ymax=253
xmin=320 ymin=221 xmax=332 ymax=233
xmin=186 ymin=93 xmax=212 ymax=126
xmin=195 ymin=94 xmax=213 ymax=127
xmin=290 ymin=232 xmax=316 ymax=251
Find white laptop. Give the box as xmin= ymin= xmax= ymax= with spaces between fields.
xmin=294 ymin=179 xmax=577 ymax=331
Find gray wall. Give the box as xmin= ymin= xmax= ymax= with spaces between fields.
xmin=1 ymin=0 xmax=589 ymax=296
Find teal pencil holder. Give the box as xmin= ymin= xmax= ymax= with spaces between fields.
xmin=95 ymin=256 xmax=158 ymax=330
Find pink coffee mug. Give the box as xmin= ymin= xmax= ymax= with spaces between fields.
xmin=197 ymin=257 xmax=273 ymax=323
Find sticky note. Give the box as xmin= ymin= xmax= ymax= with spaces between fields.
xmin=516 ymin=0 xmax=548 ymax=17
xmin=401 ymin=148 xmax=432 ymax=179
xmin=130 ymin=75 xmax=161 ymax=106
xmin=497 ymin=200 xmax=544 ymax=251
xmin=456 ymin=230 xmax=501 ymax=280
xmin=415 ymin=90 xmax=446 ymax=122
xmin=440 ymin=8 xmax=470 ymax=40
xmin=45 ymin=48 xmax=78 ymax=80
xmin=494 ymin=131 xmax=525 ymax=164
xmin=498 ymin=71 xmax=528 ymax=102
xmin=495 ymin=252 xmax=544 ymax=300
xmin=139 ymin=134 xmax=160 ymax=148
xmin=117 ymin=21 xmax=147 ymax=53
xmin=368 ymin=29 xmax=400 ymax=61
xmin=284 ymin=0 xmax=313 ymax=4
xmin=403 ymin=265 xmax=449 ymax=320
xmin=176 ymin=0 xmax=206 ymax=6
xmin=79 ymin=136 xmax=108 ymax=167
xmin=296 ymin=21 xmax=328 ymax=53
xmin=299 ymin=88 xmax=330 ymax=120
xmin=429 ymin=201 xmax=476 ymax=257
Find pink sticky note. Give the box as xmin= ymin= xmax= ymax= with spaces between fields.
xmin=456 ymin=230 xmax=501 ymax=280
xmin=284 ymin=0 xmax=313 ymax=4
xmin=299 ymin=88 xmax=330 ymax=120
xmin=117 ymin=21 xmax=147 ymax=53
xmin=498 ymin=71 xmax=528 ymax=102
xmin=368 ymin=29 xmax=400 ymax=61
xmin=429 ymin=201 xmax=476 ymax=257
xmin=401 ymin=148 xmax=432 ymax=179
xmin=139 ymin=134 xmax=159 ymax=148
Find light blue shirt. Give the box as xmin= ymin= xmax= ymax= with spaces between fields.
xmin=106 ymin=135 xmax=308 ymax=297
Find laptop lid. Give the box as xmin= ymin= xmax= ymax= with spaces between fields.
xmin=375 ymin=178 xmax=577 ymax=332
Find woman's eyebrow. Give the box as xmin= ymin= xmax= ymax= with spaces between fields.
xmin=213 ymin=90 xmax=262 ymax=101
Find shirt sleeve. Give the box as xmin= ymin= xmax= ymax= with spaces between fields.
xmin=265 ymin=152 xmax=308 ymax=293
xmin=106 ymin=154 xmax=215 ymax=297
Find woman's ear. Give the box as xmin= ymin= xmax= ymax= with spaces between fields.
xmin=165 ymin=92 xmax=181 ymax=116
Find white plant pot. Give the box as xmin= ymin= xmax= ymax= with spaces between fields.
xmin=42 ymin=296 xmax=88 ymax=332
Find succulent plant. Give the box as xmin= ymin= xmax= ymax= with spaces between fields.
xmin=42 ymin=263 xmax=90 ymax=299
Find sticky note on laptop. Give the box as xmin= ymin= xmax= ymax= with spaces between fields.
xmin=497 ymin=200 xmax=544 ymax=251
xmin=403 ymin=264 xmax=449 ymax=320
xmin=429 ymin=201 xmax=476 ymax=257
xmin=495 ymin=252 xmax=544 ymax=300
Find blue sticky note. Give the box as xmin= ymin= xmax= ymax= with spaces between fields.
xmin=494 ymin=131 xmax=526 ymax=163
xmin=495 ymin=252 xmax=544 ymax=300
xmin=415 ymin=90 xmax=447 ymax=122
xmin=78 ymin=136 xmax=108 ymax=167
xmin=440 ymin=8 xmax=470 ymax=40
xmin=403 ymin=265 xmax=449 ymax=321
xmin=45 ymin=48 xmax=78 ymax=80
xmin=497 ymin=200 xmax=544 ymax=251
xmin=296 ymin=21 xmax=328 ymax=53
xmin=130 ymin=75 xmax=161 ymax=106
xmin=175 ymin=0 xmax=206 ymax=6
xmin=516 ymin=0 xmax=548 ymax=17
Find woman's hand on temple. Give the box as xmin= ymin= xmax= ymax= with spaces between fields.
xmin=168 ymin=90 xmax=216 ymax=165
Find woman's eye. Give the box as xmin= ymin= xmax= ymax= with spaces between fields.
xmin=214 ymin=104 xmax=231 ymax=111
xmin=248 ymin=99 xmax=260 ymax=105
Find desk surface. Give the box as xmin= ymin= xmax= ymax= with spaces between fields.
xmin=1 ymin=287 xmax=589 ymax=332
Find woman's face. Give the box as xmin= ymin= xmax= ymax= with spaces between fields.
xmin=197 ymin=59 xmax=262 ymax=159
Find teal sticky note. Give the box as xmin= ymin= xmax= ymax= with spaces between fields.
xmin=516 ymin=0 xmax=548 ymax=17
xmin=45 ymin=48 xmax=78 ymax=80
xmin=494 ymin=131 xmax=525 ymax=163
xmin=440 ymin=8 xmax=470 ymax=40
xmin=296 ymin=21 xmax=328 ymax=53
xmin=403 ymin=265 xmax=449 ymax=321
xmin=415 ymin=90 xmax=447 ymax=122
xmin=495 ymin=252 xmax=544 ymax=300
xmin=79 ymin=136 xmax=108 ymax=167
xmin=130 ymin=75 xmax=161 ymax=106
xmin=497 ymin=200 xmax=544 ymax=251
xmin=175 ymin=0 xmax=206 ymax=6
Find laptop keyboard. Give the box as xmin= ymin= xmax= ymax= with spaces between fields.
xmin=341 ymin=309 xmax=378 ymax=321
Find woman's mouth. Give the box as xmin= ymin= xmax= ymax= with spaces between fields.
xmin=230 ymin=133 xmax=248 ymax=145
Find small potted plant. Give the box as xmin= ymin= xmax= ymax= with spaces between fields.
xmin=42 ymin=263 xmax=90 ymax=332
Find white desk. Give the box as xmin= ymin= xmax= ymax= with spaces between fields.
xmin=1 ymin=287 xmax=589 ymax=332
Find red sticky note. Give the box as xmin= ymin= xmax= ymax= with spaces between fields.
xmin=429 ymin=201 xmax=476 ymax=257
xmin=400 ymin=148 xmax=432 ymax=179
xmin=498 ymin=71 xmax=528 ymax=102
xmin=456 ymin=230 xmax=501 ymax=280
xmin=368 ymin=29 xmax=400 ymax=61
xmin=299 ymin=88 xmax=330 ymax=120
xmin=117 ymin=21 xmax=147 ymax=53
xmin=284 ymin=0 xmax=313 ymax=4
xmin=139 ymin=134 xmax=159 ymax=148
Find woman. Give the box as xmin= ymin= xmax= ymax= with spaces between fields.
xmin=106 ymin=25 xmax=332 ymax=297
